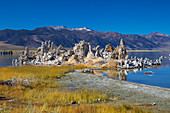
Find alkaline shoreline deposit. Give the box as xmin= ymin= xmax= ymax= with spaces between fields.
xmin=60 ymin=69 xmax=170 ymax=112
xmin=0 ymin=65 xmax=153 ymax=113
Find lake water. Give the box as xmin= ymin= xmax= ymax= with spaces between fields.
xmin=126 ymin=51 xmax=170 ymax=88
xmin=0 ymin=55 xmax=19 ymax=67
xmin=0 ymin=51 xmax=170 ymax=88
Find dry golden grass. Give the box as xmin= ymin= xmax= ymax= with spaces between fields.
xmin=1 ymin=103 xmax=150 ymax=113
xmin=0 ymin=65 xmax=108 ymax=105
xmin=100 ymin=64 xmax=108 ymax=68
xmin=0 ymin=65 xmax=150 ymax=113
xmin=0 ymin=41 xmax=24 ymax=50
xmin=0 ymin=65 xmax=87 ymax=81
xmin=0 ymin=85 xmax=108 ymax=105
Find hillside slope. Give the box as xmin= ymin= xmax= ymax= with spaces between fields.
xmin=0 ymin=26 xmax=169 ymax=50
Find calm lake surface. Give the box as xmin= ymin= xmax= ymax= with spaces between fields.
xmin=0 ymin=55 xmax=19 ymax=67
xmin=126 ymin=51 xmax=170 ymax=88
xmin=0 ymin=51 xmax=170 ymax=88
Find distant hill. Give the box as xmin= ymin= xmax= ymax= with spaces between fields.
xmin=141 ymin=32 xmax=170 ymax=50
xmin=0 ymin=26 xmax=169 ymax=50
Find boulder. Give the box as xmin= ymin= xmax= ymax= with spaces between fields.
xmin=105 ymin=44 xmax=113 ymax=52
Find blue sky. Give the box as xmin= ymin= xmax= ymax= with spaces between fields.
xmin=0 ymin=0 xmax=170 ymax=35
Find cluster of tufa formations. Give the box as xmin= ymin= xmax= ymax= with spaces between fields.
xmin=12 ymin=39 xmax=163 ymax=68
xmin=0 ymin=50 xmax=13 ymax=55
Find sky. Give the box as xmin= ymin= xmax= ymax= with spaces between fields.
xmin=0 ymin=0 xmax=170 ymax=35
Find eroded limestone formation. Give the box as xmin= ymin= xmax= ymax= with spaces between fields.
xmin=18 ymin=47 xmax=32 ymax=64
xmin=13 ymin=39 xmax=163 ymax=68
xmin=72 ymin=40 xmax=91 ymax=61
xmin=102 ymin=39 xmax=126 ymax=60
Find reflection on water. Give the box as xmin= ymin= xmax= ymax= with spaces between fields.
xmin=0 ymin=51 xmax=170 ymax=88
xmin=0 ymin=55 xmax=20 ymax=67
xmin=0 ymin=52 xmax=36 ymax=67
xmin=93 ymin=51 xmax=170 ymax=88
xmin=128 ymin=51 xmax=170 ymax=66
xmin=93 ymin=69 xmax=128 ymax=81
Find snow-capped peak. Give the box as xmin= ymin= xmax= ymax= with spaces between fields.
xmin=47 ymin=26 xmax=92 ymax=32
xmin=48 ymin=26 xmax=71 ymax=30
xmin=72 ymin=27 xmax=92 ymax=31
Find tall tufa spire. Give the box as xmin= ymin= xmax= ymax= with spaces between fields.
xmin=120 ymin=39 xmax=125 ymax=47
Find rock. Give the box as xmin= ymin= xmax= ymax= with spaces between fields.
xmin=108 ymin=59 xmax=118 ymax=68
xmin=71 ymin=69 xmax=75 ymax=72
xmin=67 ymin=50 xmax=74 ymax=56
xmin=73 ymin=40 xmax=91 ymax=60
xmin=95 ymin=45 xmax=100 ymax=58
xmin=12 ymin=39 xmax=163 ymax=70
xmin=65 ymin=55 xmax=79 ymax=65
xmin=118 ymin=39 xmax=127 ymax=59
xmin=15 ymin=40 xmax=56 ymax=65
xmin=8 ymin=99 xmax=15 ymax=102
xmin=145 ymin=71 xmax=153 ymax=75
xmin=24 ymin=47 xmax=29 ymax=56
xmin=135 ymin=103 xmax=156 ymax=106
xmin=71 ymin=100 xmax=77 ymax=104
xmin=125 ymin=55 xmax=129 ymax=60
xmin=105 ymin=44 xmax=113 ymax=52
xmin=56 ymin=45 xmax=66 ymax=56
xmin=0 ymin=77 xmax=32 ymax=87
xmin=0 ymin=81 xmax=5 ymax=85
xmin=4 ymin=80 xmax=13 ymax=86
xmin=152 ymin=102 xmax=156 ymax=106
xmin=99 ymin=48 xmax=104 ymax=56
xmin=56 ymin=76 xmax=61 ymax=79
xmin=87 ymin=51 xmax=95 ymax=59
xmin=0 ymin=79 xmax=17 ymax=86
xmin=21 ymin=78 xmax=31 ymax=87
xmin=96 ymin=98 xmax=102 ymax=101
xmin=91 ymin=57 xmax=105 ymax=66
xmin=83 ymin=69 xmax=93 ymax=73
xmin=11 ymin=77 xmax=18 ymax=86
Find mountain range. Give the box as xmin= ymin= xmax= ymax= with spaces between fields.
xmin=0 ymin=26 xmax=170 ymax=50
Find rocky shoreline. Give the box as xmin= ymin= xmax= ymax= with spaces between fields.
xmin=12 ymin=39 xmax=163 ymax=70
xmin=9 ymin=39 xmax=169 ymax=112
xmin=58 ymin=69 xmax=170 ymax=112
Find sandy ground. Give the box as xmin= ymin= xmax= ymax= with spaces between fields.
xmin=58 ymin=69 xmax=170 ymax=112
